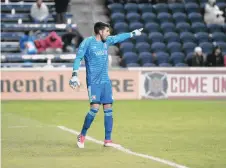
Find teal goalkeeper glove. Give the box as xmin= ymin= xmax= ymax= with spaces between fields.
xmin=69 ymin=71 xmax=80 ymax=89
xmin=131 ymin=28 xmax=143 ymax=37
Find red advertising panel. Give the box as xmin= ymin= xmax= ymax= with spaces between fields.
xmin=140 ymin=69 xmax=226 ymax=99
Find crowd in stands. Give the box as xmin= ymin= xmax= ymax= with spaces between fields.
xmin=107 ymin=0 xmax=226 ymax=67
xmin=1 ymin=0 xmax=226 ymax=68
xmin=19 ymin=27 xmax=83 ymax=55
xmin=19 ymin=0 xmax=83 ymax=55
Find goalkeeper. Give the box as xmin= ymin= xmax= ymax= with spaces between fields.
xmin=69 ymin=21 xmax=143 ymax=148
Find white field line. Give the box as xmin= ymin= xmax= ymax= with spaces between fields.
xmin=57 ymin=126 xmax=189 ymax=168
xmin=8 ymin=125 xmax=56 ymax=128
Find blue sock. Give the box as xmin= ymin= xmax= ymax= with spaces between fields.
xmin=81 ymin=108 xmax=98 ymax=136
xmin=104 ymin=108 xmax=113 ymax=140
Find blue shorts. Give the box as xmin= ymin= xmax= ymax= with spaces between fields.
xmin=87 ymin=83 xmax=113 ymax=104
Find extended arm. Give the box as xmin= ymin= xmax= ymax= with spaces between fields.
xmin=106 ymin=28 xmax=143 ymax=46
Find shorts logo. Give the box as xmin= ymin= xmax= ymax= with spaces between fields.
xmin=143 ymin=72 xmax=168 ymax=99
xmin=91 ymin=95 xmax=96 ymax=100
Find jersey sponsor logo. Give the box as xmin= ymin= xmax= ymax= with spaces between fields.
xmin=143 ymin=72 xmax=168 ymax=99
xmin=94 ymin=50 xmax=108 ymax=56
xmin=104 ymin=43 xmax=107 ymax=49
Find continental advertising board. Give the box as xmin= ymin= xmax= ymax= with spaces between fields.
xmin=1 ymin=69 xmax=139 ymax=100
xmin=1 ymin=68 xmax=226 ymax=100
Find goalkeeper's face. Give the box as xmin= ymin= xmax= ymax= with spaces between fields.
xmin=100 ymin=27 xmax=110 ymax=42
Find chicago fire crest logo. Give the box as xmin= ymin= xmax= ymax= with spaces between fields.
xmin=143 ymin=72 xmax=168 ymax=99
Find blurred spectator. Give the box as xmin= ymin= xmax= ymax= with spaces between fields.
xmin=54 ymin=0 xmax=70 ymax=23
xmin=30 ymin=0 xmax=49 ymax=23
xmin=192 ymin=47 xmax=206 ymax=67
xmin=45 ymin=31 xmax=63 ymax=54
xmin=206 ymin=46 xmax=224 ymax=66
xmin=34 ymin=39 xmax=47 ymax=54
xmin=19 ymin=31 xmax=37 ymax=54
xmin=204 ymin=0 xmax=225 ymax=25
xmin=224 ymin=55 xmax=226 ymax=66
xmin=61 ymin=27 xmax=83 ymax=53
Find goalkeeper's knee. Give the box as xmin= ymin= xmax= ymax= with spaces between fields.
xmin=88 ymin=108 xmax=99 ymax=117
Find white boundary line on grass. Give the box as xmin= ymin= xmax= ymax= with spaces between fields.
xmin=8 ymin=125 xmax=56 ymax=128
xmin=57 ymin=126 xmax=189 ymax=168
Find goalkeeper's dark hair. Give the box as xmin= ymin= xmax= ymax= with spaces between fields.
xmin=94 ymin=22 xmax=110 ymax=35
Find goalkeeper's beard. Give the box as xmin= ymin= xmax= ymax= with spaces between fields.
xmin=100 ymin=34 xmax=107 ymax=42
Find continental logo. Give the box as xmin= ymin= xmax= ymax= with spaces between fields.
xmin=1 ymin=75 xmax=64 ymax=93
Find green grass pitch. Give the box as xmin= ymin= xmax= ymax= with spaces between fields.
xmin=1 ymin=100 xmax=226 ymax=168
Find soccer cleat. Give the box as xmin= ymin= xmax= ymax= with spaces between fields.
xmin=104 ymin=140 xmax=121 ymax=148
xmin=77 ymin=134 xmax=85 ymax=148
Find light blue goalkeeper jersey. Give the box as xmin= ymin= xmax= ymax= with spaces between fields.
xmin=73 ymin=33 xmax=131 ymax=85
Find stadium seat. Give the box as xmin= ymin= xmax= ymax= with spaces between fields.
xmin=164 ymin=32 xmax=180 ymax=43
xmin=160 ymin=22 xmax=176 ymax=33
xmin=176 ymin=22 xmax=191 ymax=33
xmin=114 ymin=22 xmax=129 ymax=33
xmin=216 ymin=2 xmax=226 ymax=10
xmin=154 ymin=3 xmax=169 ymax=13
xmin=156 ymin=52 xmax=169 ymax=64
xmin=185 ymin=52 xmax=194 ymax=66
xmin=141 ymin=13 xmax=157 ymax=23
xmin=122 ymin=52 xmax=138 ymax=64
xmin=149 ymin=32 xmax=164 ymax=43
xmin=157 ymin=13 xmax=173 ymax=23
xmin=133 ymin=33 xmax=148 ymax=43
xmin=169 ymin=3 xmax=185 ymax=13
xmin=111 ymin=13 xmax=125 ymax=23
xmin=108 ymin=3 xmax=124 ymax=13
xmin=126 ymin=13 xmax=141 ymax=23
xmin=191 ymin=22 xmax=207 ymax=33
xmin=1 ymin=32 xmax=24 ymax=41
xmin=195 ymin=32 xmax=210 ymax=43
xmin=175 ymin=63 xmax=188 ymax=67
xmin=216 ymin=42 xmax=226 ymax=53
xmin=207 ymin=24 xmax=223 ymax=33
xmin=135 ymin=42 xmax=151 ymax=53
xmin=138 ymin=3 xmax=153 ymax=14
xmin=142 ymin=63 xmax=156 ymax=67
xmin=145 ymin=22 xmax=160 ymax=33
xmin=183 ymin=42 xmax=197 ymax=55
xmin=188 ymin=13 xmax=203 ymax=23
xmin=199 ymin=42 xmax=213 ymax=54
xmin=151 ymin=42 xmax=166 ymax=53
xmin=1 ymin=23 xmax=70 ymax=32
xmin=184 ymin=0 xmax=198 ymax=3
xmin=173 ymin=12 xmax=188 ymax=24
xmin=180 ymin=32 xmax=196 ymax=43
xmin=159 ymin=63 xmax=172 ymax=67
xmin=129 ymin=22 xmax=144 ymax=31
xmin=167 ymin=42 xmax=182 ymax=54
xmin=124 ymin=3 xmax=138 ymax=13
xmin=212 ymin=32 xmax=226 ymax=42
xmin=199 ymin=0 xmax=208 ymax=3
xmin=223 ymin=24 xmax=226 ymax=33
xmin=120 ymin=42 xmax=134 ymax=53
xmin=170 ymin=52 xmax=185 ymax=65
xmin=126 ymin=63 xmax=140 ymax=67
xmin=139 ymin=52 xmax=154 ymax=65
xmin=185 ymin=3 xmax=200 ymax=13
xmin=1 ymin=43 xmax=19 ymax=52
